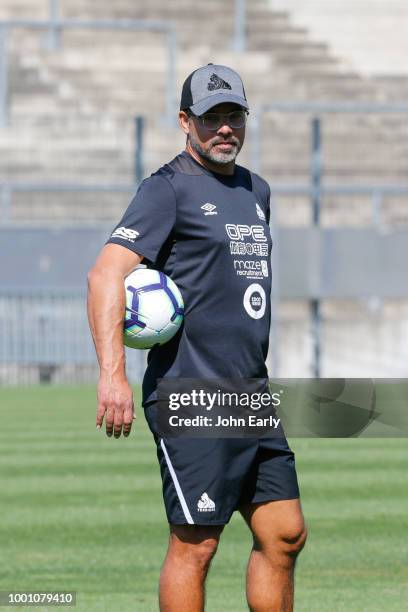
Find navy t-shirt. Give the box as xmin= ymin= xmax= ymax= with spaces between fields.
xmin=107 ymin=151 xmax=272 ymax=405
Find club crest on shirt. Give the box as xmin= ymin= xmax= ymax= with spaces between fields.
xmin=255 ymin=203 xmax=266 ymax=222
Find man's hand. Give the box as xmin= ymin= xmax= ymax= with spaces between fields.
xmin=87 ymin=244 xmax=143 ymax=438
xmin=96 ymin=376 xmax=135 ymax=438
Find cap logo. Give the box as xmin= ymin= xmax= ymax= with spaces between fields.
xmin=207 ymin=73 xmax=232 ymax=91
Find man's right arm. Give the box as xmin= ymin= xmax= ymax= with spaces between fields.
xmin=87 ymin=243 xmax=144 ymax=438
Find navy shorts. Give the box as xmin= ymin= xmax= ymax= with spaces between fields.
xmin=144 ymin=402 xmax=300 ymax=525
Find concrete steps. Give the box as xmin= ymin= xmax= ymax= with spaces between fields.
xmin=373 ymin=76 xmax=408 ymax=102
xmin=0 ymin=0 xmax=48 ymax=19
xmin=1 ymin=0 xmax=407 ymax=225
xmin=269 ymin=0 xmax=408 ymax=78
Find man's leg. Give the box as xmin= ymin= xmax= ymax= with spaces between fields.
xmin=239 ymin=499 xmax=307 ymax=612
xmin=159 ymin=524 xmax=224 ymax=612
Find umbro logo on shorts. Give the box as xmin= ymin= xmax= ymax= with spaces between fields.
xmin=197 ymin=492 xmax=215 ymax=512
xmin=201 ymin=203 xmax=218 ymax=216
xmin=111 ymin=226 xmax=140 ymax=242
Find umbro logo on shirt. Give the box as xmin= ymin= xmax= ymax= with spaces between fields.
xmin=201 ymin=203 xmax=218 ymax=216
xmin=197 ymin=492 xmax=215 ymax=512
xmin=111 ymin=226 xmax=140 ymax=242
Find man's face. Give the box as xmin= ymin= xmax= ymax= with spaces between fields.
xmin=179 ymin=103 xmax=246 ymax=167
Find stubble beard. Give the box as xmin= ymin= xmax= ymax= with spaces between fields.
xmin=189 ymin=132 xmax=241 ymax=165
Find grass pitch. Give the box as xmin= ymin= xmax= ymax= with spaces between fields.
xmin=0 ymin=385 xmax=407 ymax=611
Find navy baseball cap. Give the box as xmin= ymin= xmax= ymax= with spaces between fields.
xmin=180 ymin=63 xmax=249 ymax=115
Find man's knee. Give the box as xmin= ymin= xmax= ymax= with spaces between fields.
xmin=254 ymin=519 xmax=307 ymax=558
xmin=168 ymin=525 xmax=222 ymax=571
xmin=280 ymin=522 xmax=308 ymax=557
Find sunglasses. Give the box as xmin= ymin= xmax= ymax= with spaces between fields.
xmin=186 ymin=109 xmax=248 ymax=130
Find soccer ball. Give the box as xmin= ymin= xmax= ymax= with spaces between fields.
xmin=123 ymin=268 xmax=184 ymax=349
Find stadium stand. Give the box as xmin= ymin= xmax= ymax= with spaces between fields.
xmin=270 ymin=0 xmax=408 ymax=77
xmin=1 ymin=0 xmax=407 ymax=380
xmin=1 ymin=0 xmax=407 ymax=218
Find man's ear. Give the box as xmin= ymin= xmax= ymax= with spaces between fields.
xmin=178 ymin=111 xmax=190 ymax=136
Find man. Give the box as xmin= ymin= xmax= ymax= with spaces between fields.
xmin=87 ymin=63 xmax=307 ymax=611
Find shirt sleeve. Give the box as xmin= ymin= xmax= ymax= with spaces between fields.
xmin=251 ymin=172 xmax=271 ymax=225
xmin=265 ymin=184 xmax=271 ymax=225
xmin=106 ymin=174 xmax=176 ymax=263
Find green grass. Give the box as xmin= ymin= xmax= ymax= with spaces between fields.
xmin=0 ymin=386 xmax=407 ymax=611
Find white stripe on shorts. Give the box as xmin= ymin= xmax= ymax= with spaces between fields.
xmin=160 ymin=438 xmax=194 ymax=525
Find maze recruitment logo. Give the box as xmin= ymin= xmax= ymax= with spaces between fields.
xmin=243 ymin=283 xmax=266 ymax=319
xmin=234 ymin=259 xmax=268 ymax=279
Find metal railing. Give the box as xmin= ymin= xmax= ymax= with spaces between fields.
xmin=249 ymin=101 xmax=408 ymax=376
xmin=250 ymin=101 xmax=408 ymax=178
xmin=0 ymin=16 xmax=178 ymax=127
xmin=0 ymin=182 xmax=138 ymax=223
xmin=234 ymin=0 xmax=247 ymax=53
xmin=1 ymin=181 xmax=408 ymax=226
xmin=0 ymin=288 xmax=146 ymax=384
xmin=2 ymin=101 xmax=408 ymax=379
